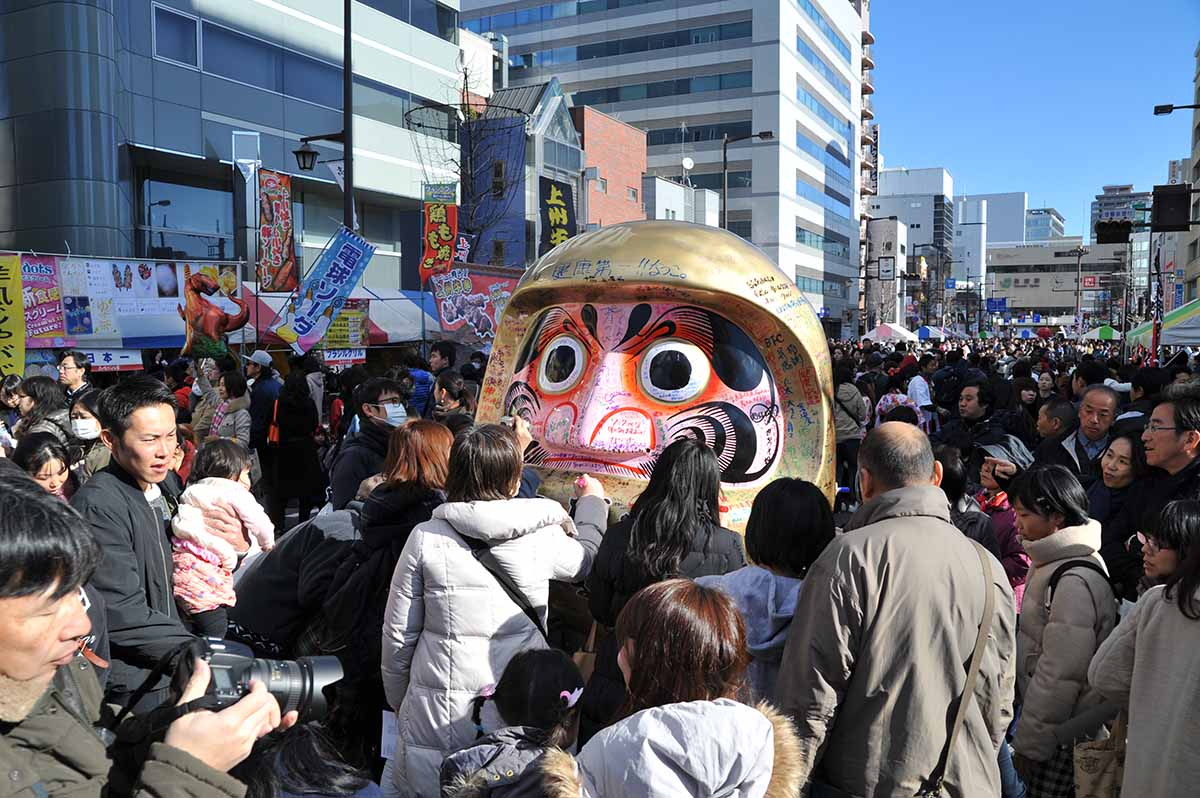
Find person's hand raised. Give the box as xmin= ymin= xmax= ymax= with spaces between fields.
xmin=573 ymin=474 xmax=604 ymax=499
xmin=163 ymin=658 xmax=298 ymax=772
xmin=511 ymin=415 xmax=534 ymax=456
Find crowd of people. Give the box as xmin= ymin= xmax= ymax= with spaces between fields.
xmin=2 ymin=336 xmax=1200 ymax=798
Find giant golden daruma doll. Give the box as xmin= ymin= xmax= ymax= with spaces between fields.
xmin=476 ymin=221 xmax=835 ymax=529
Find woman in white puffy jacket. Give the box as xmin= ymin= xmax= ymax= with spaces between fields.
xmin=381 ymin=422 xmax=606 ymax=798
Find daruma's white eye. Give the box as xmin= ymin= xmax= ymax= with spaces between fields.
xmin=639 ymin=339 xmax=711 ymax=403
xmin=537 ymin=335 xmax=587 ymax=394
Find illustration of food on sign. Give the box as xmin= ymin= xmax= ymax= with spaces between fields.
xmin=475 ymin=220 xmax=834 ymax=530
xmin=178 ymin=271 xmax=250 ymax=358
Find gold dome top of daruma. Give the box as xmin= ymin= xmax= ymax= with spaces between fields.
xmin=476 ymin=221 xmax=835 ymax=531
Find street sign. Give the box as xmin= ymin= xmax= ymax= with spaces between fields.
xmin=945 ymin=278 xmax=956 ymax=290
xmin=986 ymin=298 xmax=1007 ymax=313
xmin=1082 ymin=275 xmax=1098 ymax=289
xmin=1033 ymin=314 xmax=1041 ymax=323
xmin=878 ymin=256 xmax=896 ymax=281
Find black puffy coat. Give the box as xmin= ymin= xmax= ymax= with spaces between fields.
xmin=320 ymin=483 xmax=444 ymax=766
xmin=329 ymin=420 xmax=392 ymax=510
xmin=577 ymin=516 xmax=746 ymax=745
xmin=271 ymin=391 xmax=325 ymax=499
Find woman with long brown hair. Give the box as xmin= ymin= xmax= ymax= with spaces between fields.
xmin=321 ymin=419 xmax=455 ymax=769
xmin=543 ymin=579 xmax=801 ymax=798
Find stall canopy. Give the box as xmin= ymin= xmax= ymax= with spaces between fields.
xmin=235 ymin=283 xmax=440 ymax=347
xmin=1081 ymin=325 xmax=1121 ymax=341
xmin=917 ymin=325 xmax=946 ymax=340
xmin=1128 ymin=298 xmax=1200 ymax=348
xmin=862 ymin=323 xmax=917 ymax=342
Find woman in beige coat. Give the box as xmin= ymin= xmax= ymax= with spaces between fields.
xmin=1009 ymin=465 xmax=1117 ymax=797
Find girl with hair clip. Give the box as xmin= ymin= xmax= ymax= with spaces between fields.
xmin=440 ymin=649 xmax=585 ymax=797
xmin=1008 ymin=465 xmax=1118 ymax=797
xmin=542 ymin=580 xmax=802 ymax=798
xmin=430 ymin=370 xmax=477 ymax=423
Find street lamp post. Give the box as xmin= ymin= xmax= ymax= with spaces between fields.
xmin=1067 ymin=245 xmax=1089 ymax=337
xmin=293 ymin=0 xmax=354 ymax=230
xmin=721 ymin=130 xmax=774 ymax=230
xmin=1154 ymin=103 xmax=1200 ymax=115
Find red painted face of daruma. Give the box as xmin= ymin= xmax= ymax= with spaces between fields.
xmin=504 ymin=302 xmax=783 ymax=484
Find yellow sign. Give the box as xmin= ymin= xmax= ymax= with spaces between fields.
xmin=0 ymin=254 xmax=26 ymax=376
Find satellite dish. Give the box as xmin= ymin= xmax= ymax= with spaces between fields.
xmin=682 ymin=157 xmax=694 ymax=171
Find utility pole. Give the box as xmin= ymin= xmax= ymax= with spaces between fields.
xmin=1067 ymin=245 xmax=1089 ymax=337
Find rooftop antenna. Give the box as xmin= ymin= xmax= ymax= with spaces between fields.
xmin=679 ymin=121 xmax=688 ymax=184
xmin=682 ymin=156 xmax=694 ymax=187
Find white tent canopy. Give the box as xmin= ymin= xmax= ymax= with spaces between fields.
xmin=862 ymin=323 xmax=918 ymax=342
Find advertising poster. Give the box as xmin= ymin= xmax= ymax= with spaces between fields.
xmin=423 ymin=183 xmax=458 ymax=204
xmin=538 ymin=177 xmax=577 ymax=254
xmin=258 ymin=169 xmax=297 ymax=292
xmin=324 ymin=298 xmax=370 ymax=347
xmin=454 ymin=232 xmax=476 ymax=264
xmin=430 ymin=266 xmax=518 ymax=342
xmin=420 ymin=203 xmax=458 ymax=280
xmin=270 ymin=226 xmax=376 ymax=356
xmin=0 ymin=254 xmax=25 ymax=376
xmin=20 ymin=256 xmax=65 ymax=339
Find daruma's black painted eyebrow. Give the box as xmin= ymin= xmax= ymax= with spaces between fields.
xmin=617 ymin=305 xmax=715 ymax=358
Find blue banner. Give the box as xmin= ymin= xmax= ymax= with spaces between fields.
xmin=986 ymin=298 xmax=1007 ymax=313
xmin=945 ymin=278 xmax=956 ymax=290
xmin=269 ymin=226 xmax=376 ymax=355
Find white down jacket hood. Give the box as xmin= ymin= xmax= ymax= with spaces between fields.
xmin=381 ymin=495 xmax=606 ymax=798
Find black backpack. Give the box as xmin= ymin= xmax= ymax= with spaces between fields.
xmin=1046 ymin=559 xmax=1120 ymax=615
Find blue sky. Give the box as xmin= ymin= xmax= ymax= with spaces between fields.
xmin=872 ymin=0 xmax=1200 ymax=237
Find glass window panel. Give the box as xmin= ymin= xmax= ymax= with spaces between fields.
xmin=284 ymin=53 xmax=342 ymax=109
xmin=140 ymin=230 xmax=234 ymax=261
xmin=619 ymin=36 xmax=648 ymax=54
xmin=578 ymin=0 xmax=605 ymax=12
xmin=646 ymin=80 xmax=676 ymax=98
xmin=410 ymin=0 xmax=439 ymax=36
xmin=437 ymin=4 xmax=459 ymax=42
xmin=516 ymin=8 xmax=541 ymax=25
xmin=491 ymin=11 xmax=515 ymax=28
xmin=142 ymin=179 xmax=234 ymax=234
xmin=155 ymin=7 xmax=197 ymax=66
xmin=578 ymin=42 xmax=608 ymax=60
xmin=690 ymin=75 xmax=719 ymax=93
xmin=360 ymin=0 xmax=409 ymax=21
xmin=354 ymin=78 xmax=410 ymax=128
xmin=551 ymin=3 xmax=577 ymax=19
xmin=202 ymin=23 xmax=282 ymax=93
xmin=720 ymin=21 xmax=752 ymax=40
xmin=721 ymin=71 xmax=752 ymax=89
xmin=690 ymin=26 xmax=719 ymax=45
xmin=647 ymin=31 xmax=678 ymax=49
xmin=617 ymin=83 xmax=646 ymax=101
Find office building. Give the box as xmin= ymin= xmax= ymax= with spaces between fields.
xmin=956 ymin=191 xmax=1027 ymax=245
xmin=464 ymin=0 xmax=874 ymax=337
xmin=951 ymin=197 xmax=987 ymax=333
xmin=1186 ymin=39 xmax=1200 ymax=303
xmin=863 ymin=215 xmax=906 ymax=328
xmin=1025 ymin=208 xmax=1066 ymax=242
xmin=986 ymin=239 xmax=1128 ymax=327
xmin=570 ymin=106 xmax=648 ymax=229
xmin=0 ymin=0 xmax=465 ymax=292
xmin=869 ymin=166 xmax=954 ymax=323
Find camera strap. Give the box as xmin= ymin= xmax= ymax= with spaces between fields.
xmin=111 ymin=640 xmax=198 ymax=728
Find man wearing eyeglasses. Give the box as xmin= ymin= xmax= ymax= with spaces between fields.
xmin=1101 ymin=389 xmax=1200 ymax=601
xmin=57 ymin=350 xmax=92 ymax=401
xmin=328 ymin=377 xmax=407 ymax=511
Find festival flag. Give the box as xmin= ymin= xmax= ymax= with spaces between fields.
xmin=420 ymin=203 xmax=458 ymax=280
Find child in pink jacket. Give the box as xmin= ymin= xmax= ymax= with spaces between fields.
xmin=171 ymin=439 xmax=274 ymax=637
xmin=978 ymin=465 xmax=1031 ymax=609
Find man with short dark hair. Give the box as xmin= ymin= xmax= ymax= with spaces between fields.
xmin=1034 ymin=385 xmax=1118 ymax=487
xmin=1037 ymin=397 xmax=1076 ymax=442
xmin=777 ymin=423 xmax=1016 ymax=796
xmin=1113 ymin=367 xmax=1170 ymax=433
xmin=1071 ymin=361 xmax=1108 ymax=403
xmin=57 ymin=350 xmax=92 ymax=400
xmin=329 ymin=377 xmax=406 ymax=510
xmin=429 ymin=341 xmax=456 ymax=376
xmin=71 ymin=378 xmax=198 ymax=705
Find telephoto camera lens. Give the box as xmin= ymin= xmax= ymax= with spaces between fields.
xmin=244 ymin=656 xmax=344 ymax=721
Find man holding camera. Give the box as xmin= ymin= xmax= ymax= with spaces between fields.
xmin=0 ymin=468 xmax=296 ymax=798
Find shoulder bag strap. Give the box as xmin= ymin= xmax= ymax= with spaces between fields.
xmin=833 ymin=394 xmax=864 ymax=430
xmin=461 ymin=535 xmax=551 ymax=644
xmin=917 ymin=541 xmax=996 ymax=797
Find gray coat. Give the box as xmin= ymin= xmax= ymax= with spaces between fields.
xmin=542 ymin=699 xmax=802 ymax=798
xmin=441 ymin=727 xmax=548 ymax=798
xmin=776 ymin=484 xmax=1017 ymax=798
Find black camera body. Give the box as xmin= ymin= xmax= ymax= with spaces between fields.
xmin=173 ymin=639 xmax=343 ymax=722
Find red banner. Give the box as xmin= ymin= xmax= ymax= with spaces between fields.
xmin=430 ymin=266 xmax=517 ymax=343
xmin=257 ymin=169 xmax=297 ymax=292
xmin=420 ymin=203 xmax=458 ymax=280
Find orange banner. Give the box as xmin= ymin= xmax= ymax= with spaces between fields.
xmin=420 ymin=203 xmax=458 ymax=281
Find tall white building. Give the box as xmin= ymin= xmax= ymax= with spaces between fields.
xmin=1025 ymin=208 xmax=1066 ymax=241
xmin=955 ymin=192 xmax=1027 ymax=245
xmin=463 ymin=0 xmax=873 ymax=337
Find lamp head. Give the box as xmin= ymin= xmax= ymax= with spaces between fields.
xmin=293 ymin=141 xmax=320 ymax=172
xmin=1153 ymin=104 xmax=1174 ymax=116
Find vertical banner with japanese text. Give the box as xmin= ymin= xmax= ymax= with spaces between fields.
xmin=257 ymin=169 xmax=297 ymax=292
xmin=420 ymin=203 xmax=459 ymax=280
xmin=538 ymin=177 xmax=577 ymax=255
xmin=269 ymin=227 xmax=375 ymax=355
xmin=0 ymin=255 xmax=25 ymax=375
xmin=20 ymin=255 xmax=65 ymax=339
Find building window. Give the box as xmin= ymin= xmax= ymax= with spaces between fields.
xmin=627 ymin=187 xmax=638 ymax=202
xmin=910 ymin=223 xmax=921 ymax=229
xmin=491 ymin=239 xmax=506 ymax=265
xmin=491 ymin=162 xmax=506 ymax=198
xmin=361 ymin=0 xmax=458 ymax=43
xmin=573 ymin=70 xmax=752 ymax=106
xmin=690 ymin=171 xmax=751 ymax=191
xmin=202 ymin=23 xmax=283 ymax=93
xmin=154 ymin=5 xmax=198 ymax=67
xmin=596 ymin=178 xmax=607 ymax=193
xmin=728 ymin=220 xmax=752 ymax=239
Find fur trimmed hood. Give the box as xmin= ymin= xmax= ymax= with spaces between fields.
xmin=542 ymin=699 xmax=801 ymax=798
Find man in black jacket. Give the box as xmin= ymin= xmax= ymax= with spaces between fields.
xmin=329 ymin=377 xmax=405 ymax=509
xmin=1033 ymin=385 xmax=1117 ymax=488
xmin=1102 ymin=390 xmax=1200 ymax=600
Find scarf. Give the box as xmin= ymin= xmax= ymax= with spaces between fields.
xmin=211 ymin=399 xmax=230 ymax=434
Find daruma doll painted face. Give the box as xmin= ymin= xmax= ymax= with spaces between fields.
xmin=476 ymin=221 xmax=835 ymax=530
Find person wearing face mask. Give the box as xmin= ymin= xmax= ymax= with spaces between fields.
xmin=329 ymin=378 xmax=408 ymax=511
xmin=68 ymin=388 xmax=110 ymax=482
xmin=1086 ymin=432 xmax=1149 ymax=526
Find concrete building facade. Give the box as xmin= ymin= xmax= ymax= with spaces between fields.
xmin=1025 ymin=207 xmax=1066 ymax=242
xmin=986 ymin=239 xmax=1128 ymax=327
xmin=1186 ymin=40 xmax=1200 ymax=302
xmin=0 ymin=0 xmax=464 ymax=292
xmin=463 ymin=0 xmax=873 ymax=337
xmin=641 ymin=176 xmax=720 ymax=227
xmin=956 ymin=191 xmax=1027 ymax=245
